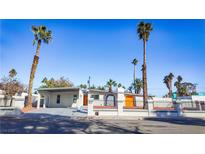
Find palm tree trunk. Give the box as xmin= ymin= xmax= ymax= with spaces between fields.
xmin=10 ymin=96 xmax=13 ymax=107
xmin=109 ymin=86 xmax=112 ymax=92
xmin=26 ymin=40 xmax=41 ymax=108
xmin=143 ymin=40 xmax=148 ymax=109
xmin=134 ymin=65 xmax=136 ymax=84
xmin=170 ymin=81 xmax=173 ymax=98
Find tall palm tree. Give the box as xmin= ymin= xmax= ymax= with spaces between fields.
xmin=106 ymin=79 xmax=117 ymax=92
xmin=163 ymin=73 xmax=174 ymax=97
xmin=26 ymin=26 xmax=52 ymax=109
xmin=132 ymin=78 xmax=143 ymax=94
xmin=137 ymin=21 xmax=153 ymax=109
xmin=131 ymin=58 xmax=138 ymax=83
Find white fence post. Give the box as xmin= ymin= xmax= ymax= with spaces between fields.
xmin=176 ymin=101 xmax=183 ymax=116
xmin=117 ymin=100 xmax=124 ymax=116
xmin=116 ymin=87 xmax=125 ymax=116
xmin=37 ymin=95 xmax=40 ymax=109
xmin=197 ymin=101 xmax=202 ymax=111
xmin=148 ymin=100 xmax=154 ymax=116
xmin=88 ymin=98 xmax=94 ymax=116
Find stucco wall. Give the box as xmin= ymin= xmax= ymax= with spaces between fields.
xmin=0 ymin=94 xmax=39 ymax=109
xmin=94 ymin=108 xmax=118 ymax=116
xmin=89 ymin=92 xmax=105 ymax=106
xmin=40 ymin=91 xmax=79 ymax=108
xmin=192 ymin=96 xmax=205 ymax=101
xmin=183 ymin=111 xmax=205 ymax=118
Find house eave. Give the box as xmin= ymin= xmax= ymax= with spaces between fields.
xmin=37 ymin=87 xmax=80 ymax=92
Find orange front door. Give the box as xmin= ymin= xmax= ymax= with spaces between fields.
xmin=83 ymin=95 xmax=88 ymax=106
xmin=125 ymin=95 xmax=135 ymax=107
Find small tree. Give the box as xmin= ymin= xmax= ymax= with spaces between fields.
xmin=174 ymin=75 xmax=197 ymax=96
xmin=0 ymin=69 xmax=24 ymax=106
xmin=40 ymin=77 xmax=73 ymax=88
xmin=97 ymin=86 xmax=105 ymax=90
xmin=90 ymin=84 xmax=96 ymax=89
xmin=79 ymin=84 xmax=87 ymax=89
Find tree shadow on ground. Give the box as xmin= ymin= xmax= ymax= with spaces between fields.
xmin=144 ymin=117 xmax=205 ymax=127
xmin=0 ymin=113 xmax=142 ymax=134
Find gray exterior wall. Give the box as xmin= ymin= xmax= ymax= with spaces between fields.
xmin=39 ymin=91 xmax=80 ymax=108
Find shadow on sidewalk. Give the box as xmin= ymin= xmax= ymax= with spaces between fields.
xmin=144 ymin=117 xmax=205 ymax=126
xmin=0 ymin=113 xmax=142 ymax=134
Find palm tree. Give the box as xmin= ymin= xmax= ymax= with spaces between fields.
xmin=128 ymin=86 xmax=133 ymax=93
xmin=26 ymin=26 xmax=52 ymax=109
xmin=168 ymin=73 xmax=174 ymax=97
xmin=137 ymin=21 xmax=153 ymax=109
xmin=118 ymin=83 xmax=122 ymax=88
xmin=131 ymin=58 xmax=138 ymax=83
xmin=132 ymin=78 xmax=143 ymax=94
xmin=177 ymin=75 xmax=183 ymax=83
xmin=163 ymin=73 xmax=174 ymax=97
xmin=9 ymin=69 xmax=17 ymax=78
xmin=163 ymin=76 xmax=169 ymax=95
xmin=106 ymin=79 xmax=117 ymax=92
xmin=117 ymin=83 xmax=126 ymax=89
xmin=174 ymin=75 xmax=183 ymax=96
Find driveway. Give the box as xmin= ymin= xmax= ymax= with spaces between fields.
xmin=21 ymin=107 xmax=87 ymax=118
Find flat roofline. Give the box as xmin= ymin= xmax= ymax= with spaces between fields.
xmin=38 ymin=87 xmax=80 ymax=91
xmin=37 ymin=87 xmax=143 ymax=97
xmin=88 ymin=89 xmax=143 ymax=96
xmin=124 ymin=92 xmax=143 ymax=97
xmin=88 ymin=89 xmax=108 ymax=93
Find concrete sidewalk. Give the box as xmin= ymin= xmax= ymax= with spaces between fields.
xmin=1 ymin=112 xmax=205 ymax=133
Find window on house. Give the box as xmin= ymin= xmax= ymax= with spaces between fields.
xmin=91 ymin=95 xmax=99 ymax=100
xmin=73 ymin=95 xmax=77 ymax=103
xmin=56 ymin=95 xmax=60 ymax=104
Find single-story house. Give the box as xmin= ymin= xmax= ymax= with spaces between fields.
xmin=37 ymin=87 xmax=144 ymax=108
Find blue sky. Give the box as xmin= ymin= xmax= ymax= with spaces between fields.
xmin=0 ymin=19 xmax=205 ymax=96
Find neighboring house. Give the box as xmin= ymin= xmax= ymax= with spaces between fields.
xmin=37 ymin=87 xmax=144 ymax=108
xmin=0 ymin=90 xmax=40 ymax=109
xmin=0 ymin=90 xmax=3 ymax=95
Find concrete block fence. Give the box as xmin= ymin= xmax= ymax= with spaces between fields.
xmin=88 ymin=99 xmax=205 ymax=118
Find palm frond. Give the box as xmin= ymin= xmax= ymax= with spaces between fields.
xmin=31 ymin=26 xmax=38 ymax=34
xmin=137 ymin=21 xmax=153 ymax=41
xmin=31 ymin=25 xmax=52 ymax=45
